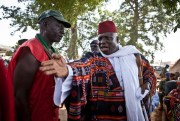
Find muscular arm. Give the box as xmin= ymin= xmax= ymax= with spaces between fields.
xmin=14 ymin=47 xmax=40 ymax=121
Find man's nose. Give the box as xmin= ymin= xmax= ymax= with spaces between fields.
xmin=99 ymin=38 xmax=107 ymax=45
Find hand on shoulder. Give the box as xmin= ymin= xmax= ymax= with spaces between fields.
xmin=39 ymin=53 xmax=68 ymax=77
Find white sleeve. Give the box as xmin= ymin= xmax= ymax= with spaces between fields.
xmin=53 ymin=65 xmax=73 ymax=106
xmin=136 ymin=87 xmax=149 ymax=101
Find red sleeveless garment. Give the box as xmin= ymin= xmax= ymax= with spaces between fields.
xmin=0 ymin=58 xmax=15 ymax=121
xmin=8 ymin=38 xmax=59 ymax=121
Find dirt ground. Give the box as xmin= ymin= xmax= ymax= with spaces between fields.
xmin=151 ymin=108 xmax=163 ymax=121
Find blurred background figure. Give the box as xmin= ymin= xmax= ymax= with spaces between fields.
xmin=149 ymin=91 xmax=159 ymax=113
xmin=157 ymin=72 xmax=171 ymax=110
xmin=164 ymin=81 xmax=180 ymax=121
xmin=165 ymin=72 xmax=180 ymax=95
xmin=160 ymin=64 xmax=170 ymax=78
xmin=0 ymin=57 xmax=15 ymax=121
xmin=90 ymin=40 xmax=99 ymax=52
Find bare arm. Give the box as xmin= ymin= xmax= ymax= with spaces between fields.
xmin=14 ymin=47 xmax=39 ymax=121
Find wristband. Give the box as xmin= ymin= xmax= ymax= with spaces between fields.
xmin=138 ymin=76 xmax=143 ymax=80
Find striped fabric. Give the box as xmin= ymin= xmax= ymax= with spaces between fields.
xmin=65 ymin=52 xmax=156 ymax=121
xmin=141 ymin=55 xmax=157 ymax=116
xmin=167 ymin=88 xmax=180 ymax=121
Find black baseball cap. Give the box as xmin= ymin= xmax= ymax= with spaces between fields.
xmin=38 ymin=10 xmax=71 ymax=28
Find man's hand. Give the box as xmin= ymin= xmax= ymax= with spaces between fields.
xmin=39 ymin=53 xmax=68 ymax=78
xmin=140 ymin=82 xmax=149 ymax=94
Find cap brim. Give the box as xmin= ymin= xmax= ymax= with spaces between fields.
xmin=54 ymin=16 xmax=71 ymax=28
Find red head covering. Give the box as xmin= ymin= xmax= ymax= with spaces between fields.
xmin=98 ymin=20 xmax=117 ymax=35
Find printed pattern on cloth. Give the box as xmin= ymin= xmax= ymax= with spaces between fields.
xmin=167 ymin=89 xmax=180 ymax=121
xmin=66 ymin=52 xmax=126 ymax=121
xmin=141 ymin=55 xmax=157 ymax=117
xmin=65 ymin=52 xmax=156 ymax=121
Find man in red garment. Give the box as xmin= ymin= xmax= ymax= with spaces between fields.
xmin=8 ymin=10 xmax=71 ymax=121
xmin=0 ymin=57 xmax=15 ymax=121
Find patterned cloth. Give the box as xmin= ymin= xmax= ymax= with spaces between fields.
xmin=140 ymin=55 xmax=157 ymax=117
xmin=64 ymin=52 xmax=156 ymax=121
xmin=166 ymin=87 xmax=180 ymax=121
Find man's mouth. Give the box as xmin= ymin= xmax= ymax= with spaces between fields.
xmin=100 ymin=47 xmax=108 ymax=51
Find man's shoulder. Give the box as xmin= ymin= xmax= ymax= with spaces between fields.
xmin=22 ymin=38 xmax=39 ymax=46
xmin=16 ymin=38 xmax=48 ymax=62
xmin=79 ymin=52 xmax=103 ymax=62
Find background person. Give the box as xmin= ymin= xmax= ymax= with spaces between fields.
xmin=0 ymin=57 xmax=15 ymax=121
xmin=165 ymin=72 xmax=180 ymax=95
xmin=90 ymin=39 xmax=99 ymax=52
xmin=160 ymin=64 xmax=169 ymax=78
xmin=164 ymin=81 xmax=180 ymax=121
xmin=157 ymin=72 xmax=171 ymax=110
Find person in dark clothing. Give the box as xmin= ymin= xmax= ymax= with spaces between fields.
xmin=160 ymin=64 xmax=169 ymax=78
xmin=165 ymin=72 xmax=180 ymax=95
xmin=158 ymin=72 xmax=170 ymax=110
xmin=90 ymin=40 xmax=99 ymax=52
xmin=165 ymin=80 xmax=178 ymax=95
xmin=164 ymin=81 xmax=180 ymax=121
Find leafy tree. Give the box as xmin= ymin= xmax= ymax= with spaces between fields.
xmin=103 ymin=0 xmax=176 ymax=62
xmin=0 ymin=0 xmax=105 ymax=59
xmin=75 ymin=10 xmax=103 ymax=56
xmin=1 ymin=0 xmax=177 ymax=62
xmin=152 ymin=0 xmax=180 ymax=32
xmin=5 ymin=50 xmax=13 ymax=56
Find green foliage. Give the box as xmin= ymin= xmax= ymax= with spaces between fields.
xmin=5 ymin=50 xmax=13 ymax=56
xmin=152 ymin=0 xmax=180 ymax=32
xmin=35 ymin=0 xmax=104 ymax=27
xmin=0 ymin=0 xmax=104 ymax=33
xmin=107 ymin=0 xmax=175 ymax=61
xmin=75 ymin=8 xmax=116 ymax=55
xmin=0 ymin=0 xmax=104 ymax=59
xmin=76 ymin=10 xmax=101 ymax=54
xmin=153 ymin=0 xmax=179 ymax=13
xmin=0 ymin=2 xmax=38 ymax=35
xmin=0 ymin=0 xmax=177 ymax=61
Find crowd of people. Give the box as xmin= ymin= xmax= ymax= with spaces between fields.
xmin=157 ymin=65 xmax=180 ymax=121
xmin=0 ymin=9 xmax=179 ymax=121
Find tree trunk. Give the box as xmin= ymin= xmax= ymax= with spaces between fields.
xmin=67 ymin=23 xmax=79 ymax=60
xmin=128 ymin=0 xmax=139 ymax=45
